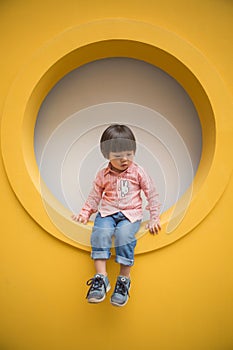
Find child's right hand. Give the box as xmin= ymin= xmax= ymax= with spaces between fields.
xmin=71 ymin=214 xmax=88 ymax=225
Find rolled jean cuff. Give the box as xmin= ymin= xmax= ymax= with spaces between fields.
xmin=91 ymin=250 xmax=111 ymax=260
xmin=115 ymin=255 xmax=134 ymax=266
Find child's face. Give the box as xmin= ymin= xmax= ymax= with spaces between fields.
xmin=109 ymin=150 xmax=135 ymax=172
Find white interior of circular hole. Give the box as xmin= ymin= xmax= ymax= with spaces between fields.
xmin=34 ymin=58 xmax=202 ymax=221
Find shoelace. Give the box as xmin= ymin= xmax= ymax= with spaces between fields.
xmin=114 ymin=279 xmax=130 ymax=297
xmin=86 ymin=276 xmax=106 ymax=298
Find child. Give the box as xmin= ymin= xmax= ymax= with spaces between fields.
xmin=72 ymin=124 xmax=161 ymax=306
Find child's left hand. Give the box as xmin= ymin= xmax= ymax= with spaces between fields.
xmin=146 ymin=220 xmax=161 ymax=234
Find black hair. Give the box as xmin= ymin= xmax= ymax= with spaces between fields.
xmin=100 ymin=124 xmax=136 ymax=159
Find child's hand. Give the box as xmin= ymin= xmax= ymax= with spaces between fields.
xmin=71 ymin=214 xmax=88 ymax=225
xmin=146 ymin=220 xmax=161 ymax=234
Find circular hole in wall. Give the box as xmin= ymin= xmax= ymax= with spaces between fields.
xmin=3 ymin=25 xmax=229 ymax=252
xmin=34 ymin=58 xmax=202 ymax=243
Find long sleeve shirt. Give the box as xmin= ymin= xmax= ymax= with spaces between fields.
xmin=79 ymin=162 xmax=161 ymax=223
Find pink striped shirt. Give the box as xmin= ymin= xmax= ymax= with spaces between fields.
xmin=79 ymin=162 xmax=161 ymax=223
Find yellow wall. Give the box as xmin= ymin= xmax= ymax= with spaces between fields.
xmin=1 ymin=1 xmax=233 ymax=349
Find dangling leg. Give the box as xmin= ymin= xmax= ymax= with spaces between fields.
xmin=86 ymin=213 xmax=115 ymax=303
xmin=111 ymin=214 xmax=141 ymax=306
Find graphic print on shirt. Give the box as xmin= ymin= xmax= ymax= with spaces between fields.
xmin=120 ymin=180 xmax=129 ymax=197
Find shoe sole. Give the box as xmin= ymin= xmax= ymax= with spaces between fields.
xmin=87 ymin=284 xmax=111 ymax=303
xmin=110 ymin=294 xmax=129 ymax=307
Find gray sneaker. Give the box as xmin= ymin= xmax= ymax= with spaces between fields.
xmin=86 ymin=274 xmax=110 ymax=303
xmin=110 ymin=276 xmax=131 ymax=307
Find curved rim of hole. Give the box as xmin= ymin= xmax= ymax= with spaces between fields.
xmin=1 ymin=19 xmax=232 ymax=253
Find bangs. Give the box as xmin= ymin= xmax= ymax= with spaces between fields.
xmin=101 ymin=138 xmax=136 ymax=158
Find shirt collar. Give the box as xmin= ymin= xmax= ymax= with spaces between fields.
xmin=104 ymin=162 xmax=136 ymax=176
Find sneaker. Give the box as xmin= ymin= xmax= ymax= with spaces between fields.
xmin=86 ymin=274 xmax=110 ymax=303
xmin=110 ymin=276 xmax=131 ymax=307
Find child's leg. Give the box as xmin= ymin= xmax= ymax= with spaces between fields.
xmin=94 ymin=259 xmax=107 ymax=275
xmin=91 ymin=213 xmax=115 ymax=265
xmin=86 ymin=213 xmax=115 ymax=303
xmin=119 ymin=264 xmax=131 ymax=278
xmin=110 ymin=215 xmax=141 ymax=306
xmin=114 ymin=216 xmax=141 ymax=268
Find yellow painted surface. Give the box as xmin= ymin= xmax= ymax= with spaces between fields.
xmin=0 ymin=1 xmax=233 ymax=349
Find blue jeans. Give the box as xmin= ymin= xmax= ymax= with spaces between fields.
xmin=91 ymin=212 xmax=141 ymax=266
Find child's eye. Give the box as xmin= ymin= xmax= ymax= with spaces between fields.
xmin=112 ymin=152 xmax=133 ymax=159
